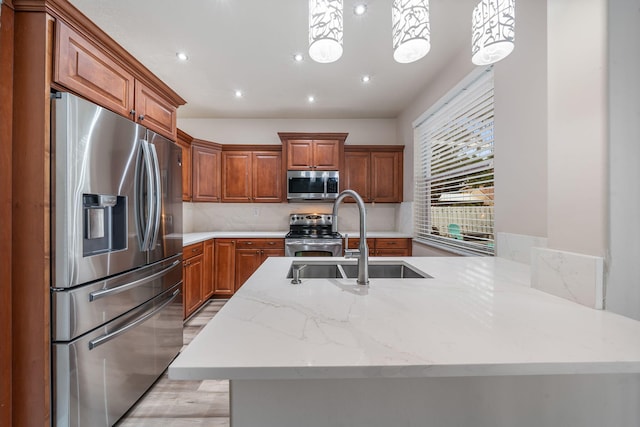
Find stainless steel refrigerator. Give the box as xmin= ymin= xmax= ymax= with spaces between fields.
xmin=50 ymin=92 xmax=183 ymax=426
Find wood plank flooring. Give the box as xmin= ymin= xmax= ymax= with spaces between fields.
xmin=116 ymin=299 xmax=230 ymax=426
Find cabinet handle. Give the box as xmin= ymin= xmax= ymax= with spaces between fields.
xmin=246 ymin=242 xmax=253 ymax=245
xmin=268 ymin=242 xmax=275 ymax=245
xmin=388 ymin=241 xmax=397 ymax=245
xmin=138 ymin=114 xmax=145 ymax=121
xmin=129 ymin=109 xmax=136 ymax=116
xmin=192 ymin=248 xmax=199 ymax=251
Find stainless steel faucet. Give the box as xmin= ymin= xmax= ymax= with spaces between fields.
xmin=332 ymin=189 xmax=369 ymax=285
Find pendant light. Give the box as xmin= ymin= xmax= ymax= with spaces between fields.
xmin=471 ymin=0 xmax=515 ymax=65
xmin=309 ymin=0 xmax=344 ymax=63
xmin=392 ymin=0 xmax=431 ymax=64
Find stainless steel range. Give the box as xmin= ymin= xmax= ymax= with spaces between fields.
xmin=285 ymin=213 xmax=343 ymax=257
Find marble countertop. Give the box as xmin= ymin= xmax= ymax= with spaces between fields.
xmin=169 ymin=256 xmax=640 ymax=381
xmin=182 ymin=231 xmax=412 ymax=246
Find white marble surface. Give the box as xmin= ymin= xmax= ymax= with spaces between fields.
xmin=169 ymin=256 xmax=640 ymax=380
xmin=182 ymin=231 xmax=411 ymax=246
xmin=531 ymin=247 xmax=604 ymax=309
xmin=496 ymin=232 xmax=548 ymax=265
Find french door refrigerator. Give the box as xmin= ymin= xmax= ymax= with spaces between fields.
xmin=51 ymin=92 xmax=183 ymax=426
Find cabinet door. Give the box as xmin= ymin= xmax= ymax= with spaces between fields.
xmin=214 ymin=239 xmax=236 ymax=296
xmin=177 ymin=133 xmax=192 ymax=201
xmin=287 ymin=140 xmax=314 ymax=170
xmin=202 ymin=240 xmax=215 ymax=299
xmin=134 ymin=81 xmax=177 ymax=140
xmin=313 ymin=140 xmax=340 ymax=170
xmin=192 ymin=144 xmax=221 ymax=202
xmin=183 ymin=254 xmax=203 ymax=318
xmin=371 ymin=151 xmax=402 ymax=202
xmin=222 ymin=151 xmax=252 ymax=202
xmin=235 ymin=249 xmax=262 ymax=290
xmin=252 ymin=151 xmax=282 ymax=202
xmin=343 ymin=151 xmax=371 ymax=202
xmin=54 ymin=21 xmax=135 ymax=118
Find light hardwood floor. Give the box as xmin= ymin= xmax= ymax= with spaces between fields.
xmin=116 ymin=299 xmax=230 ymax=427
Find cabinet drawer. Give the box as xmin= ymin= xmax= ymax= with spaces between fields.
xmin=375 ymin=238 xmax=410 ymax=249
xmin=183 ymin=242 xmax=204 ymax=259
xmin=345 ymin=238 xmax=375 ymax=249
xmin=236 ymin=238 xmax=284 ymax=249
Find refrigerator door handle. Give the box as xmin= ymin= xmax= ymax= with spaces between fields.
xmin=88 ymin=288 xmax=181 ymax=350
xmin=139 ymin=140 xmax=155 ymax=251
xmin=149 ymin=142 xmax=162 ymax=249
xmin=88 ymin=259 xmax=181 ymax=301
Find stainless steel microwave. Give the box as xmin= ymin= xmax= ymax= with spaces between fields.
xmin=287 ymin=170 xmax=339 ymax=201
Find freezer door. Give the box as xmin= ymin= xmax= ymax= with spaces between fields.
xmin=51 ymin=254 xmax=182 ymax=342
xmin=52 ymin=282 xmax=183 ymax=427
xmin=52 ymin=92 xmax=148 ymax=288
xmin=146 ymin=130 xmax=183 ymax=264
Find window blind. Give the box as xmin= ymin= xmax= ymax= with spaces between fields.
xmin=414 ymin=68 xmax=495 ymax=256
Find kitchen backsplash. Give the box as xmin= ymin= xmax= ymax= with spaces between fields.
xmin=183 ymin=202 xmax=401 ymax=233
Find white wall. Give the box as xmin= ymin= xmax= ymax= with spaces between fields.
xmin=178 ymin=118 xmax=398 ymax=146
xmin=493 ymin=0 xmax=547 ymax=238
xmin=606 ymin=0 xmax=640 ymax=320
xmin=546 ymin=0 xmax=608 ymax=257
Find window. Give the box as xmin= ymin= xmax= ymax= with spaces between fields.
xmin=414 ymin=68 xmax=494 ymax=255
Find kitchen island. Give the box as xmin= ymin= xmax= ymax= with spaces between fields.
xmin=169 ymin=256 xmax=640 ymax=427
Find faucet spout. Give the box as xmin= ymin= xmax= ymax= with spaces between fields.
xmin=332 ymin=190 xmax=369 ymax=285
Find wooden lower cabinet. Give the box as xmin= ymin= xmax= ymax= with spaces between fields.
xmin=235 ymin=239 xmax=285 ymax=290
xmin=202 ymin=239 xmax=215 ymax=299
xmin=210 ymin=238 xmax=285 ymax=295
xmin=183 ymin=242 xmax=205 ymax=319
xmin=345 ymin=237 xmax=412 ymax=257
xmin=183 ymin=239 xmax=215 ymax=319
xmin=214 ymin=239 xmax=237 ymax=296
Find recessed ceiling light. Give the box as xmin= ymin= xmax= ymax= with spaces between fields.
xmin=293 ymin=53 xmax=304 ymax=62
xmin=308 ymin=95 xmax=315 ymax=103
xmin=361 ymin=75 xmax=371 ymax=83
xmin=354 ymin=3 xmax=367 ymax=15
xmin=235 ymin=90 xmax=243 ymax=98
xmin=176 ymin=52 xmax=189 ymax=61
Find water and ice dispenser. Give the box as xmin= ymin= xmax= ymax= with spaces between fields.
xmin=82 ymin=193 xmax=126 ymax=256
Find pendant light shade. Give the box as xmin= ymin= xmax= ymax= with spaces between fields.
xmin=309 ymin=0 xmax=344 ymax=63
xmin=392 ymin=0 xmax=430 ymax=64
xmin=471 ymin=0 xmax=515 ymax=65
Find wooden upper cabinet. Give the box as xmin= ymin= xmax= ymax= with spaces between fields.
xmin=222 ymin=151 xmax=252 ymax=202
xmin=177 ymin=129 xmax=193 ymax=202
xmin=343 ymin=151 xmax=371 ymax=201
xmin=54 ymin=20 xmax=183 ymax=140
xmin=192 ymin=140 xmax=222 ymax=202
xmin=313 ymin=140 xmax=341 ymax=170
xmin=287 ymin=140 xmax=314 ymax=170
xmin=286 ymin=139 xmax=340 ymax=170
xmin=279 ymin=133 xmax=347 ymax=171
xmin=54 ymin=20 xmax=135 ymax=118
xmin=343 ymin=146 xmax=404 ymax=203
xmin=221 ymin=147 xmax=283 ymax=203
xmin=371 ymin=151 xmax=402 ymax=203
xmin=134 ymin=81 xmax=177 ymax=140
xmin=253 ymin=151 xmax=282 ymax=202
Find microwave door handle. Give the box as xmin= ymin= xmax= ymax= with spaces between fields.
xmin=148 ymin=142 xmax=162 ymax=249
xmin=140 ymin=140 xmax=155 ymax=251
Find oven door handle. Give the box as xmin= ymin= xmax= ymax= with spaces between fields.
xmin=88 ymin=288 xmax=180 ymax=350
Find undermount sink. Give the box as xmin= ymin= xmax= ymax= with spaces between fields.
xmin=287 ymin=261 xmax=432 ymax=280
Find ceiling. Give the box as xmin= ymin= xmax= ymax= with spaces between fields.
xmin=68 ymin=0 xmax=480 ymax=119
